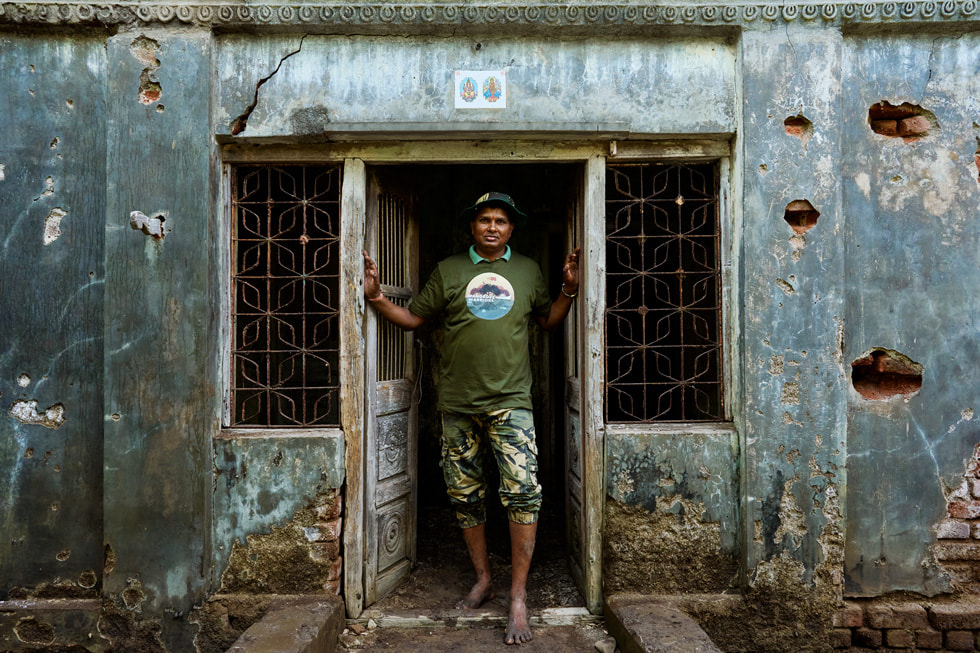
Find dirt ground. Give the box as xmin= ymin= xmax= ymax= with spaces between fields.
xmin=339 ymin=503 xmax=617 ymax=652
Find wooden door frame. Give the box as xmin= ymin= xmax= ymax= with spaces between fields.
xmin=275 ymin=139 xmax=734 ymax=618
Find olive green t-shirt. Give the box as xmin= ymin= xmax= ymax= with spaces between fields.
xmin=409 ymin=247 xmax=551 ymax=413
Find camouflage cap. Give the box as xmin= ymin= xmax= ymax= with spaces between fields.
xmin=461 ymin=191 xmax=527 ymax=226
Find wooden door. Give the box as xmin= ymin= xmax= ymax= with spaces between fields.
xmin=565 ymin=158 xmax=604 ymax=614
xmin=362 ymin=170 xmax=419 ymax=606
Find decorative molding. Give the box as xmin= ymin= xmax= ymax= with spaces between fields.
xmin=0 ymin=1 xmax=977 ymax=28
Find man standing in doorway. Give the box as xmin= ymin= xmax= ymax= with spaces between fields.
xmin=362 ymin=191 xmax=580 ymax=645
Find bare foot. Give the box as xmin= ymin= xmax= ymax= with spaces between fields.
xmin=505 ymin=596 xmax=532 ymax=645
xmin=456 ymin=579 xmax=495 ymax=609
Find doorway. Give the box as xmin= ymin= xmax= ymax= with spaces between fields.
xmin=364 ymin=162 xmax=584 ymax=614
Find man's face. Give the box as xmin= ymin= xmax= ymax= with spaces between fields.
xmin=470 ymin=206 xmax=514 ymax=254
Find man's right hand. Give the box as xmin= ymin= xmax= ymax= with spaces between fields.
xmin=361 ymin=250 xmax=426 ymax=332
xmin=363 ymin=250 xmax=383 ymax=301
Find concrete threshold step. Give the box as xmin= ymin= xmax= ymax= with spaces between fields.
xmin=605 ymin=594 xmax=734 ymax=653
xmin=353 ymin=605 xmax=603 ymax=629
xmin=341 ymin=608 xmax=612 ymax=652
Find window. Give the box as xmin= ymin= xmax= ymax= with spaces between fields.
xmin=605 ymin=162 xmax=723 ymax=422
xmin=230 ymin=165 xmax=342 ymax=427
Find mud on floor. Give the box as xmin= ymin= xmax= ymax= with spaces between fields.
xmin=367 ymin=503 xmax=584 ymax=612
xmin=339 ymin=503 xmax=607 ymax=651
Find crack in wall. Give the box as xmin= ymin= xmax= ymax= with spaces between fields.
xmin=230 ymin=35 xmax=309 ymax=136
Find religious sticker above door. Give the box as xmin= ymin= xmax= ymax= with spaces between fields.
xmin=454 ymin=70 xmax=507 ymax=109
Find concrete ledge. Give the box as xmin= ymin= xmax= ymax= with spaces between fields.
xmin=0 ymin=599 xmax=103 ymax=652
xmin=605 ymin=594 xmax=724 ymax=653
xmin=226 ymin=595 xmax=344 ymax=653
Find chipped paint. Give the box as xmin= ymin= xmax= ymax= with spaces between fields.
xmin=42 ymin=207 xmax=66 ymax=245
xmin=9 ymin=399 xmax=66 ymax=429
xmin=129 ymin=210 xmax=166 ymax=239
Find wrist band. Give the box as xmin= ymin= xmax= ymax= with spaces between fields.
xmin=561 ymin=285 xmax=578 ymax=299
xmin=367 ymin=292 xmax=384 ymax=303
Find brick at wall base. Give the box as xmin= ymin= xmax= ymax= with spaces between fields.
xmin=865 ymin=603 xmax=929 ymax=629
xmin=830 ymin=628 xmax=851 ymax=649
xmin=885 ymin=629 xmax=914 ymax=648
xmin=853 ymin=627 xmax=882 ymax=648
xmin=915 ymin=628 xmax=943 ymax=649
xmin=930 ymin=601 xmax=980 ymax=630
xmin=946 ymin=629 xmax=975 ymax=650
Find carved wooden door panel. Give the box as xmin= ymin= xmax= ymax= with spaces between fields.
xmin=363 ymin=170 xmax=419 ymax=606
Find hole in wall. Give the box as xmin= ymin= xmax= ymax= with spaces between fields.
xmin=868 ymin=101 xmax=938 ymax=142
xmin=130 ymin=36 xmax=162 ymax=106
xmin=783 ymin=199 xmax=820 ymax=234
xmin=784 ymin=114 xmax=814 ymax=148
xmin=974 ymin=137 xmax=979 ymax=184
xmin=851 ymin=348 xmax=923 ymax=400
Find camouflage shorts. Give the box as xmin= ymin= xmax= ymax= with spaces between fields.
xmin=440 ymin=408 xmax=542 ymax=529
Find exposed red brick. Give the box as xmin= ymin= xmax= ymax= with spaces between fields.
xmin=870 ymin=119 xmax=898 ymax=136
xmin=915 ymin=628 xmax=943 ymax=649
xmin=869 ymin=102 xmax=915 ymax=120
xmin=324 ymin=578 xmax=341 ymax=594
xmin=898 ymin=115 xmax=931 ymax=138
xmin=308 ymin=540 xmax=340 ymax=562
xmin=830 ymin=628 xmax=852 ymax=649
xmin=935 ymin=543 xmax=980 ymax=561
xmin=312 ymin=518 xmax=342 ymax=542
xmin=970 ymin=479 xmax=980 ymax=497
xmin=938 ymin=519 xmax=973 ymax=539
xmin=930 ymin=601 xmax=980 ymax=630
xmin=866 ymin=603 xmax=929 ymax=629
xmin=949 ymin=501 xmax=980 ymax=520
xmin=946 ymin=629 xmax=976 ymax=650
xmin=966 ymin=452 xmax=980 ymax=478
xmin=316 ymin=491 xmax=343 ymax=520
xmin=941 ymin=563 xmax=976 ymax=584
xmin=850 ymin=349 xmax=922 ymax=400
xmin=885 ymin=628 xmax=914 ymax=648
xmin=834 ymin=602 xmax=863 ymax=628
xmin=783 ymin=199 xmax=820 ymax=234
xmin=854 ymin=627 xmax=883 ymax=648
xmin=327 ymin=555 xmax=342 ymax=581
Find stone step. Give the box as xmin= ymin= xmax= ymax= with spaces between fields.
xmin=604 ymin=594 xmax=727 ymax=653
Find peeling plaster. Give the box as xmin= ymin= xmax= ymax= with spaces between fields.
xmin=129 ymin=210 xmax=166 ymax=239
xmin=9 ymin=399 xmax=66 ymax=429
xmin=33 ymin=176 xmax=54 ymax=201
xmin=43 ymin=207 xmax=67 ymax=245
xmin=130 ymin=35 xmax=162 ymax=105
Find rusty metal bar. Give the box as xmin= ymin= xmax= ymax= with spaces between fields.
xmin=230 ymin=165 xmax=342 ymax=426
xmin=604 ymin=162 xmax=723 ymax=422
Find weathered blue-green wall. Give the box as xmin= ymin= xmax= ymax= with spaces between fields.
xmin=739 ymin=26 xmax=847 ymax=599
xmin=2 ymin=4 xmax=980 ymax=651
xmin=842 ymin=32 xmax=980 ymax=597
xmin=0 ymin=33 xmax=106 ymax=600
xmin=213 ymin=433 xmax=346 ymax=579
xmin=215 ymin=35 xmax=737 ymax=138
xmin=102 ymin=30 xmax=216 ymax=651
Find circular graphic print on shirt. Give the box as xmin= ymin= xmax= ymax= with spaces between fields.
xmin=465 ymin=272 xmax=515 ymax=320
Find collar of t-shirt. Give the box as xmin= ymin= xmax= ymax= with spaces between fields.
xmin=468 ymin=244 xmax=512 ymax=264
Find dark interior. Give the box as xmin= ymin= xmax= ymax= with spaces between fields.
xmin=370 ymin=162 xmax=581 ymax=582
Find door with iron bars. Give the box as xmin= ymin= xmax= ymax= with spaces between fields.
xmin=362 ymin=169 xmax=420 ymax=606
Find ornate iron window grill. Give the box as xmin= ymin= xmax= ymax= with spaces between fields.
xmin=605 ymin=162 xmax=723 ymax=422
xmin=230 ymin=165 xmax=342 ymax=427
